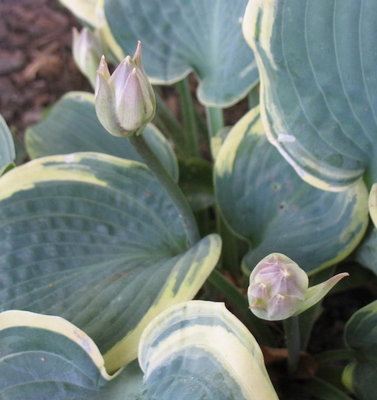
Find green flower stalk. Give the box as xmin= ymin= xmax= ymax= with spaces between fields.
xmin=72 ymin=27 xmax=103 ymax=88
xmin=94 ymin=40 xmax=199 ymax=245
xmin=95 ymin=41 xmax=156 ymax=137
xmin=248 ymin=253 xmax=348 ymax=321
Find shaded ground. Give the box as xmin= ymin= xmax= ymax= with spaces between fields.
xmin=0 ymin=0 xmax=90 ymax=136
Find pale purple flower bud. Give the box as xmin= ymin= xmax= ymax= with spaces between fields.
xmin=72 ymin=27 xmax=103 ymax=88
xmin=248 ymin=253 xmax=308 ymax=320
xmin=94 ymin=41 xmax=156 ymax=137
xmin=248 ymin=253 xmax=348 ymax=321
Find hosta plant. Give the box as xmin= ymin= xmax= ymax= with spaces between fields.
xmin=1 ymin=0 xmax=377 ymax=399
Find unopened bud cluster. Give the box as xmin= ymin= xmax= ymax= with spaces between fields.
xmin=95 ymin=41 xmax=156 ymax=137
xmin=72 ymin=27 xmax=103 ymax=88
xmin=248 ymin=253 xmax=348 ymax=321
xmin=248 ymin=253 xmax=308 ymax=320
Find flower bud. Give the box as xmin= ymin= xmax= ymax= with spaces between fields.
xmin=95 ymin=41 xmax=156 ymax=137
xmin=248 ymin=253 xmax=348 ymax=321
xmin=72 ymin=27 xmax=103 ymax=88
xmin=248 ymin=253 xmax=308 ymax=321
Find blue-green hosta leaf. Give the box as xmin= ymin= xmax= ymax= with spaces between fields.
xmin=0 ymin=310 xmax=112 ymax=400
xmin=0 ymin=115 xmax=15 ymax=175
xmin=104 ymin=0 xmax=257 ymax=107
xmin=342 ymin=300 xmax=377 ymax=400
xmin=25 ymin=92 xmax=179 ymax=181
xmin=214 ymin=108 xmax=368 ymax=274
xmin=138 ymin=301 xmax=279 ymax=400
xmin=0 ymin=153 xmax=221 ymax=372
xmin=243 ymin=0 xmax=377 ymax=191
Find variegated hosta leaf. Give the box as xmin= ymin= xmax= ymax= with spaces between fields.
xmin=214 ymin=108 xmax=368 ymax=274
xmin=25 ymin=92 xmax=179 ymax=181
xmin=368 ymin=183 xmax=377 ymax=228
xmin=93 ymin=361 xmax=147 ymax=400
xmin=0 ymin=115 xmax=15 ymax=175
xmin=104 ymin=0 xmax=257 ymax=107
xmin=139 ymin=301 xmax=279 ymax=400
xmin=0 ymin=153 xmax=221 ymax=371
xmin=59 ymin=0 xmax=102 ymax=27
xmin=0 ymin=310 xmax=112 ymax=399
xmin=343 ymin=301 xmax=377 ymax=400
xmin=354 ymin=228 xmax=377 ymax=276
xmin=58 ymin=1 xmax=123 ymax=62
xmin=352 ymin=185 xmax=377 ymax=275
xmin=243 ymin=0 xmax=377 ymax=191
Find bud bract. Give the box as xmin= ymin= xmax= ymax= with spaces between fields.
xmin=95 ymin=41 xmax=156 ymax=137
xmin=72 ymin=27 xmax=103 ymax=88
xmin=248 ymin=253 xmax=348 ymax=321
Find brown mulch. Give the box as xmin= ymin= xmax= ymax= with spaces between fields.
xmin=0 ymin=0 xmax=90 ymax=136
